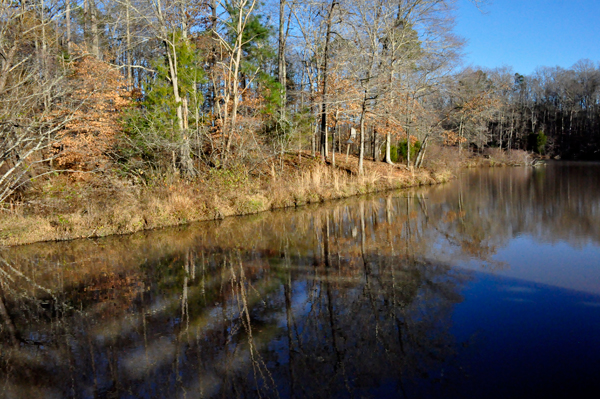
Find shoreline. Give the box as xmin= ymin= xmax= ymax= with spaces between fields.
xmin=0 ymin=153 xmax=456 ymax=247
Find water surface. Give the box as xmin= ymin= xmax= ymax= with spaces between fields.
xmin=1 ymin=162 xmax=599 ymax=398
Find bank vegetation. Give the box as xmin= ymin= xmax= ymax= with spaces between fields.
xmin=1 ymin=0 xmax=597 ymax=245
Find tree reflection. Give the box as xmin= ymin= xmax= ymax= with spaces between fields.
xmin=0 ymin=209 xmax=468 ymax=398
xmin=4 ymin=163 xmax=597 ymax=397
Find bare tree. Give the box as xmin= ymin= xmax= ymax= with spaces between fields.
xmin=212 ymin=0 xmax=260 ymax=159
xmin=317 ymin=0 xmax=338 ymax=160
xmin=0 ymin=0 xmax=76 ymax=204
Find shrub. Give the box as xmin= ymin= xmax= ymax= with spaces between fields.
xmin=487 ymin=148 xmax=531 ymax=165
xmin=528 ymin=131 xmax=547 ymax=154
xmin=423 ymin=143 xmax=462 ymax=171
xmin=386 ymin=140 xmax=421 ymax=163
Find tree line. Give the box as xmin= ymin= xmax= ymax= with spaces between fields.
xmin=1 ymin=0 xmax=598 ymax=204
xmin=444 ymin=62 xmax=600 ymax=159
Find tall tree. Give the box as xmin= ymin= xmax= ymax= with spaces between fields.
xmin=213 ymin=0 xmax=261 ymax=158
xmin=318 ymin=0 xmax=337 ymax=160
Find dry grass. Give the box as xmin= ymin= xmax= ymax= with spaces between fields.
xmin=423 ymin=144 xmax=465 ymax=172
xmin=423 ymin=143 xmax=533 ymax=170
xmin=0 ymin=152 xmax=454 ymax=247
xmin=486 ymin=148 xmax=532 ymax=166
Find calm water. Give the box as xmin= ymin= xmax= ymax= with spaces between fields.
xmin=1 ymin=162 xmax=600 ymax=398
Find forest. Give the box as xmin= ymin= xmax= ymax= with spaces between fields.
xmin=1 ymin=0 xmax=599 ymax=242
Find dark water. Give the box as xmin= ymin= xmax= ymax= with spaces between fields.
xmin=1 ymin=162 xmax=600 ymax=398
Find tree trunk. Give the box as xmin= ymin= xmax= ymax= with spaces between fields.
xmin=126 ymin=0 xmax=132 ymax=89
xmin=459 ymin=115 xmax=464 ymax=155
xmin=319 ymin=0 xmax=337 ymax=160
xmin=66 ymin=0 xmax=72 ymax=53
xmin=332 ymin=109 xmax=339 ymax=166
xmin=90 ymin=0 xmax=100 ymax=58
xmin=359 ymin=103 xmax=366 ymax=175
xmin=164 ymin=38 xmax=193 ymax=177
xmin=277 ymin=0 xmax=287 ymax=118
xmin=509 ymin=110 xmax=514 ymax=150
xmin=414 ymin=135 xmax=429 ymax=168
xmin=371 ymin=126 xmax=377 ymax=161
xmin=181 ymin=0 xmax=188 ymax=39
xmin=385 ymin=130 xmax=393 ymax=164
xmin=165 ymin=40 xmax=183 ymax=132
xmin=83 ymin=0 xmax=89 ymax=48
xmin=0 ymin=44 xmax=17 ymax=94
xmin=312 ymin=122 xmax=317 ymax=156
xmin=225 ymin=1 xmax=256 ymax=155
xmin=384 ymin=52 xmax=395 ymax=165
xmin=208 ymin=0 xmax=218 ymax=109
xmin=41 ymin=0 xmax=46 ymax=53
xmin=406 ymin=93 xmax=412 ymax=167
xmin=180 ymin=98 xmax=195 ymax=177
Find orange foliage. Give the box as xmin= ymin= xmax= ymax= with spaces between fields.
xmin=54 ymin=54 xmax=131 ymax=173
xmin=442 ymin=130 xmax=467 ymax=146
xmin=82 ymin=272 xmax=145 ymax=315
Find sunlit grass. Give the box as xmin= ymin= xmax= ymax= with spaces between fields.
xmin=0 ymin=152 xmax=454 ymax=246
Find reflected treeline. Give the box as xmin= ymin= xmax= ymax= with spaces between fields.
xmin=1 ymin=162 xmax=598 ymax=397
xmin=426 ymin=162 xmax=600 ymax=248
xmin=0 ymin=198 xmax=472 ymax=398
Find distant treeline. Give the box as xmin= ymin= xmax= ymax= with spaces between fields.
xmin=447 ymin=63 xmax=600 ymax=160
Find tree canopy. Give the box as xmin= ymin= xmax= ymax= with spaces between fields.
xmin=1 ymin=0 xmax=599 ymax=203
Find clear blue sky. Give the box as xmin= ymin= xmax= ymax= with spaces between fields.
xmin=454 ymin=0 xmax=600 ymax=75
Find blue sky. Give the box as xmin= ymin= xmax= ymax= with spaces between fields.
xmin=454 ymin=0 xmax=600 ymax=75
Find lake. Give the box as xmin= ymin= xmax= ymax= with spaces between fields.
xmin=1 ymin=162 xmax=599 ymax=398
